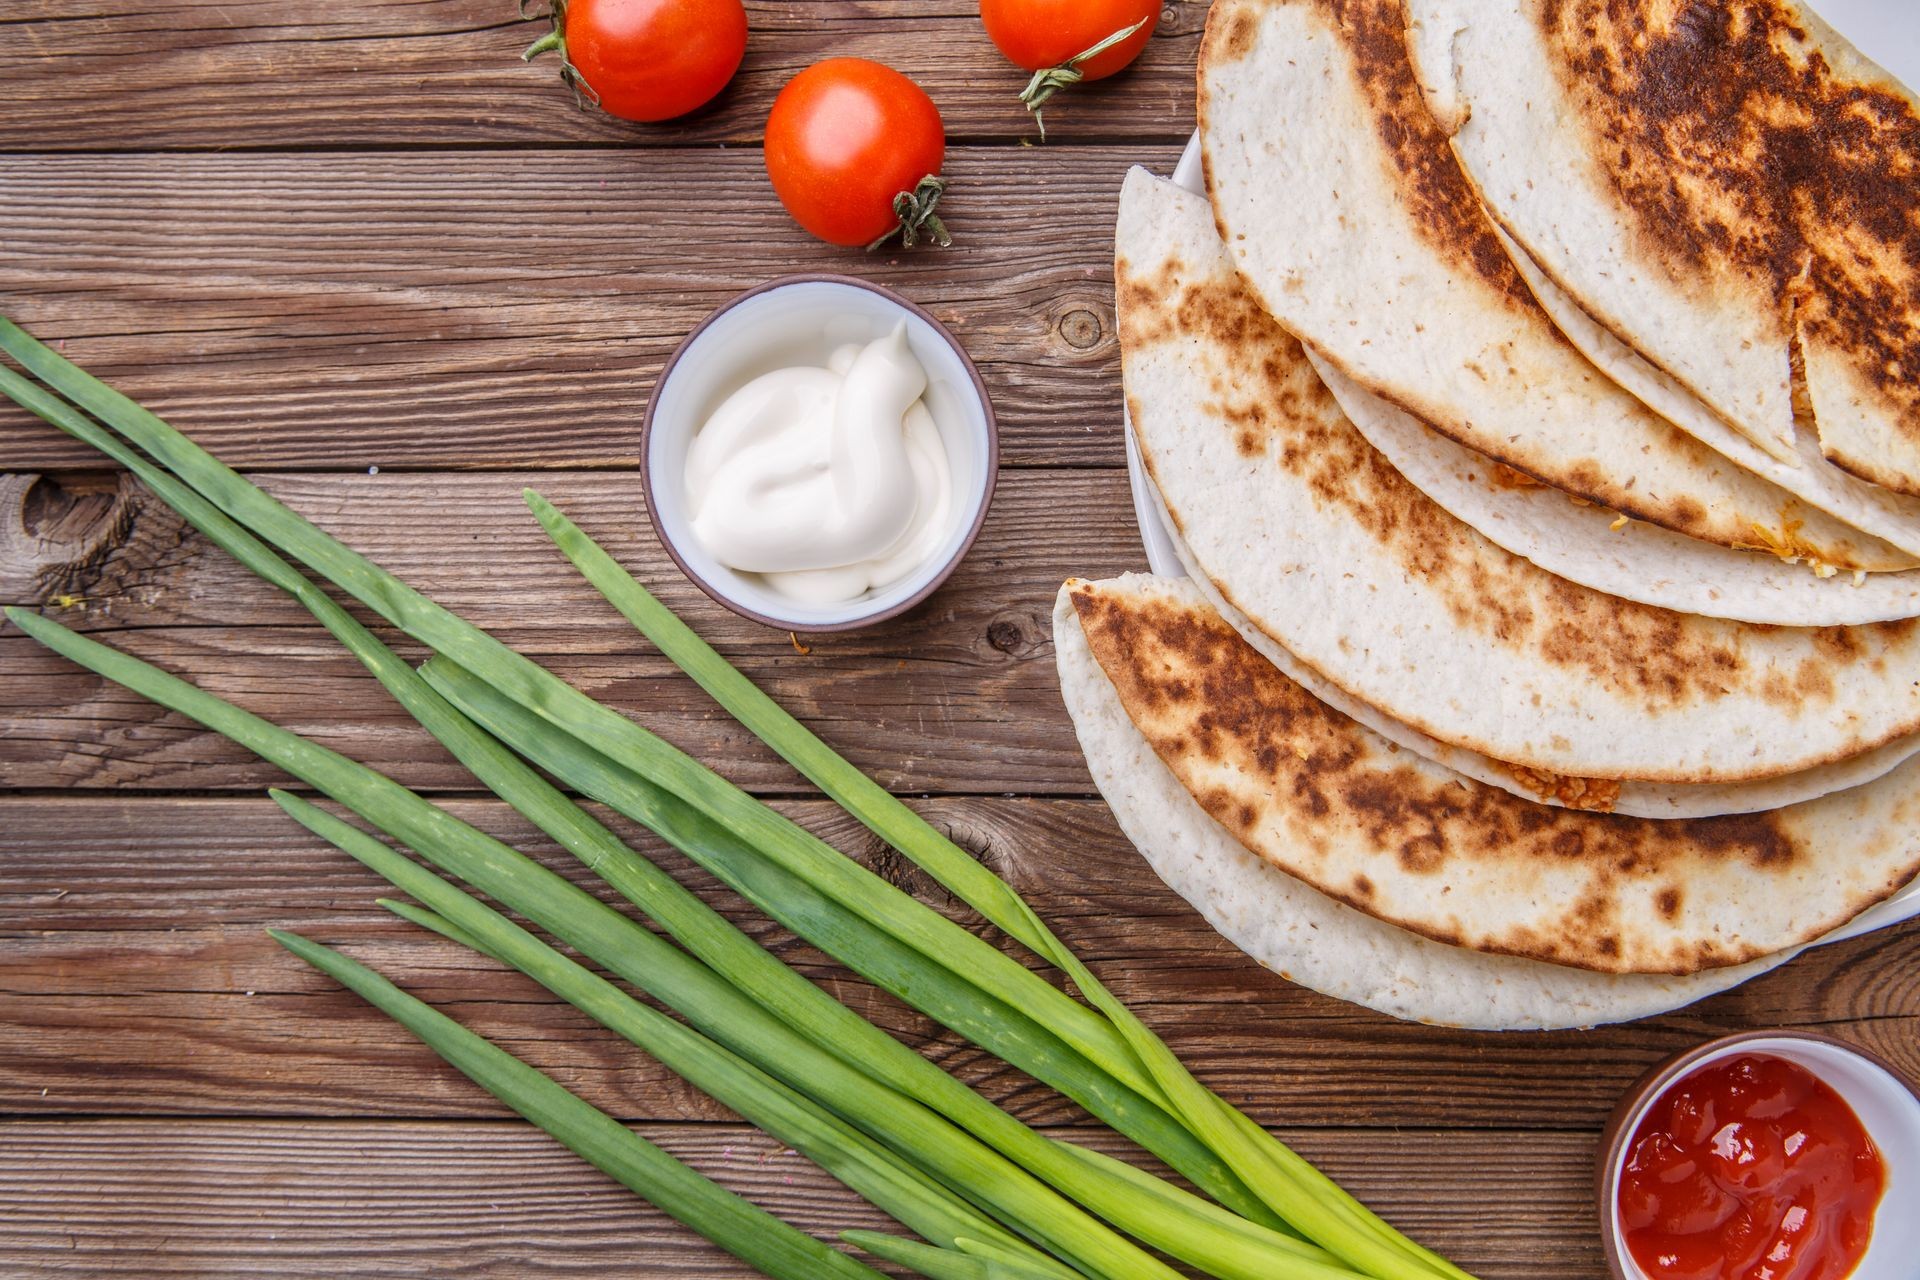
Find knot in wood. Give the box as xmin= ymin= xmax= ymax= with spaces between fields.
xmin=0 ymin=472 xmax=138 ymax=604
xmin=1058 ymin=308 xmax=1103 ymax=351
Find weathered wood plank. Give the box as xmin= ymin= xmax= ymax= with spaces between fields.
xmin=0 ymin=145 xmax=1173 ymax=470
xmin=0 ymin=1119 xmax=1598 ymax=1279
xmin=0 ymin=0 xmax=1203 ymax=151
xmin=5 ymin=796 xmax=1915 ymax=1126
xmin=0 ymin=469 xmax=1141 ymax=795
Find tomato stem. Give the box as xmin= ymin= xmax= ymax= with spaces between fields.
xmin=1017 ymin=16 xmax=1150 ymax=141
xmin=868 ymin=176 xmax=953 ymax=252
xmin=519 ymin=0 xmax=601 ymax=113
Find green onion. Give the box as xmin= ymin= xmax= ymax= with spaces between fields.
xmin=523 ymin=493 xmax=1468 ymax=1280
xmin=0 ymin=358 xmax=1318 ymax=1275
xmin=267 ymin=928 xmax=882 ymax=1280
xmin=426 ymin=659 xmax=1366 ymax=1280
xmin=0 ymin=321 xmax=1263 ymax=1222
xmin=2 ymin=606 xmax=1187 ymax=1280
xmin=0 ymin=317 xmax=1171 ymax=1122
xmin=845 ymin=1231 xmax=1081 ymax=1280
xmin=0 ymin=318 xmax=1473 ymax=1280
xmin=274 ymin=790 xmax=1070 ymax=1279
xmin=378 ymin=898 xmax=500 ymax=959
xmin=0 ymin=352 xmax=1348 ymax=1277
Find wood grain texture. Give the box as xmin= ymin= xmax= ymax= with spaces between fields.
xmin=5 ymin=796 xmax=1916 ymax=1124
xmin=5 ymin=2 xmax=1919 ymax=1275
xmin=0 ymin=1120 xmax=1597 ymax=1279
xmin=0 ymin=145 xmax=1172 ymax=471
xmin=0 ymin=469 xmax=1142 ymax=795
xmin=0 ymin=1 xmax=1203 ymax=151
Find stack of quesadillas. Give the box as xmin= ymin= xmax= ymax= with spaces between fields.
xmin=1060 ymin=0 xmax=1920 ymax=1029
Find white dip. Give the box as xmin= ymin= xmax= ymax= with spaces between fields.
xmin=684 ymin=321 xmax=954 ymax=605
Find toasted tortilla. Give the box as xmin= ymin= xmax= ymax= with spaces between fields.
xmin=1060 ymin=573 xmax=1920 ymax=976
xmin=1143 ymin=472 xmax=1920 ymax=818
xmin=1404 ymin=0 xmax=1920 ymax=497
xmin=1116 ymin=167 xmax=1920 ymax=784
xmin=1195 ymin=0 xmax=1911 ymax=571
xmin=1055 ymin=576 xmax=1791 ymax=1023
xmin=1314 ymin=349 xmax=1920 ymax=626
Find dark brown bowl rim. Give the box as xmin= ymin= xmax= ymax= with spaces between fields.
xmin=1595 ymin=1029 xmax=1920 ymax=1280
xmin=639 ymin=273 xmax=999 ymax=634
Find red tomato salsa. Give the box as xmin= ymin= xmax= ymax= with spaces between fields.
xmin=1618 ymin=1053 xmax=1885 ymax=1280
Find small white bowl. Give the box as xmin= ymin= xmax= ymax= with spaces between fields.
xmin=642 ymin=275 xmax=997 ymax=632
xmin=1599 ymin=1030 xmax=1920 ymax=1280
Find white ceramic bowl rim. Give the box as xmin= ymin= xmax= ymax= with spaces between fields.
xmin=1599 ymin=1031 xmax=1920 ymax=1280
xmin=642 ymin=273 xmax=998 ymax=632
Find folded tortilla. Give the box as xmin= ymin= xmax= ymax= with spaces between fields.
xmin=1116 ymin=166 xmax=1920 ymax=784
xmin=1058 ymin=573 xmax=1920 ymax=976
xmin=1142 ymin=470 xmax=1920 ymax=819
xmin=1317 ymin=351 xmax=1920 ymax=626
xmin=1195 ymin=0 xmax=1910 ymax=570
xmin=1055 ymin=575 xmax=1792 ymax=1025
xmin=1490 ymin=221 xmax=1920 ymax=563
xmin=1404 ymin=0 xmax=1920 ymax=498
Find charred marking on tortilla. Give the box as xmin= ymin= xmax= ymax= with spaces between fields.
xmin=1328 ymin=0 xmax=1536 ymax=309
xmin=1538 ymin=0 xmax=1920 ymax=455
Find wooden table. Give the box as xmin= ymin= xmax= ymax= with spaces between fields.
xmin=2 ymin=3 xmax=1915 ymax=1275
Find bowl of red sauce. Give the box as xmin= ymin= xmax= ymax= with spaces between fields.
xmin=1599 ymin=1031 xmax=1918 ymax=1280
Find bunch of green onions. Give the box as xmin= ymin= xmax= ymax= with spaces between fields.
xmin=0 ymin=316 xmax=1476 ymax=1280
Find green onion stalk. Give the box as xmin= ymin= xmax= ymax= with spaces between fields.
xmin=0 ymin=342 xmax=1348 ymax=1280
xmin=0 ymin=320 xmax=1268 ymax=1216
xmin=846 ymin=1229 xmax=1085 ymax=1280
xmin=272 ymin=790 xmax=1074 ymax=1280
xmin=2 ymin=605 xmax=1190 ymax=1280
xmin=0 ymin=316 xmax=1472 ymax=1280
xmin=268 ymin=927 xmax=884 ymax=1280
xmin=424 ymin=660 xmax=1361 ymax=1280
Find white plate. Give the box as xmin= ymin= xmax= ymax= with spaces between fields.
xmin=1117 ymin=131 xmax=1920 ymax=952
xmin=1123 ymin=133 xmax=1205 ymax=579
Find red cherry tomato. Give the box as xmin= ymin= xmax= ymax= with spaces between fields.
xmin=980 ymin=0 xmax=1159 ymax=79
xmin=764 ymin=59 xmax=950 ymax=249
xmin=528 ymin=0 xmax=747 ymax=124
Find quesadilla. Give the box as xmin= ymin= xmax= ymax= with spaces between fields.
xmin=1116 ymin=166 xmax=1920 ymax=784
xmin=1055 ymin=575 xmax=1795 ymax=1022
xmin=1144 ymin=473 xmax=1920 ymax=817
xmin=1403 ymin=0 xmax=1920 ymax=496
xmin=1315 ymin=350 xmax=1920 ymax=626
xmin=1195 ymin=0 xmax=1912 ymax=570
xmin=1492 ymin=220 xmax=1920 ymax=562
xmin=1059 ymin=573 xmax=1920 ymax=976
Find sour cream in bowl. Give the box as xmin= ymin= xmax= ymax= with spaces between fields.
xmin=643 ymin=276 xmax=996 ymax=632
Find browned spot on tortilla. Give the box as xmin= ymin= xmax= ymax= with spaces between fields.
xmin=1331 ymin=0 xmax=1536 ymax=308
xmin=1215 ymin=6 xmax=1260 ymax=62
xmin=1352 ymin=874 xmax=1376 ymax=899
xmin=1539 ymin=0 xmax=1920 ymax=453
xmin=1655 ymin=886 xmax=1684 ymax=919
xmin=1069 ymin=580 xmax=1819 ymax=973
